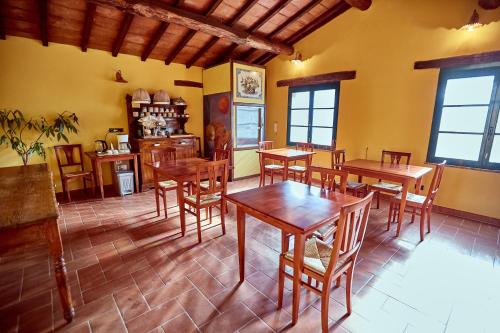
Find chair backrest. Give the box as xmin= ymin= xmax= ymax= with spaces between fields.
xmin=194 ymin=159 xmax=228 ymax=201
xmin=307 ymin=166 xmax=347 ymax=193
xmin=174 ymin=143 xmax=196 ymax=159
xmin=53 ymin=144 xmax=84 ymax=176
xmin=151 ymin=147 xmax=176 ymax=163
xmin=324 ymin=192 xmax=374 ymax=278
xmin=214 ymin=148 xmax=230 ymax=161
xmin=331 ymin=148 xmax=346 ymax=170
xmin=424 ymin=160 xmax=446 ymax=207
xmin=381 ymin=150 xmax=411 ymax=165
xmin=296 ymin=142 xmax=313 ymax=152
xmin=258 ymin=141 xmax=273 ymax=150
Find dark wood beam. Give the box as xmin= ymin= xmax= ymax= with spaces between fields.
xmin=81 ymin=3 xmax=96 ymax=51
xmin=344 ymin=0 xmax=372 ymax=10
xmin=0 ymin=15 xmax=6 ymax=40
xmin=141 ymin=22 xmax=168 ymax=61
xmin=479 ymin=0 xmax=499 ymax=9
xmin=112 ymin=13 xmax=134 ymax=57
xmin=185 ymin=36 xmax=219 ymax=68
xmin=414 ymin=50 xmax=500 ymax=70
xmin=268 ymin=0 xmax=323 ymax=39
xmin=176 ymin=0 xmax=185 ymax=7
xmin=174 ymin=80 xmax=203 ymax=88
xmin=38 ymin=0 xmax=48 ymax=46
xmin=237 ymin=48 xmax=257 ymax=61
xmin=205 ymin=43 xmax=239 ymax=67
xmin=90 ymin=0 xmax=293 ymax=55
xmin=165 ymin=30 xmax=196 ymax=65
xmin=248 ymin=0 xmax=294 ymax=33
xmin=255 ymin=53 xmax=276 ymax=65
xmin=277 ymin=71 xmax=356 ymax=87
xmin=189 ymin=0 xmax=260 ymax=68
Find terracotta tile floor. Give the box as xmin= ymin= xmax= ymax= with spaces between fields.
xmin=1 ymin=177 xmax=499 ymax=333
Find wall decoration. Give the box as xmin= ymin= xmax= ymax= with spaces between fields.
xmin=233 ymin=62 xmax=266 ymax=104
xmin=203 ymin=92 xmax=232 ymax=160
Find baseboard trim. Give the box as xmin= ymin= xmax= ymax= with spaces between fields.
xmin=432 ymin=205 xmax=500 ymax=227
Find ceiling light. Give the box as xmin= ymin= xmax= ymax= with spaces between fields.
xmin=291 ymin=52 xmax=303 ymax=65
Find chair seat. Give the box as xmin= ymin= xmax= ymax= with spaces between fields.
xmin=313 ymin=221 xmax=337 ymax=240
xmin=159 ymin=180 xmax=178 ymax=188
xmin=371 ymin=182 xmax=402 ymax=192
xmin=63 ymin=171 xmax=93 ymax=179
xmin=265 ymin=164 xmax=284 ymax=170
xmin=185 ymin=193 xmax=221 ymax=205
xmin=285 ymin=237 xmax=347 ymax=275
xmin=199 ymin=180 xmax=221 ymax=189
xmin=289 ymin=165 xmax=306 ymax=172
xmin=391 ymin=192 xmax=426 ymax=207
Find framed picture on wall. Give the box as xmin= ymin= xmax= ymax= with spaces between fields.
xmin=233 ymin=62 xmax=266 ymax=104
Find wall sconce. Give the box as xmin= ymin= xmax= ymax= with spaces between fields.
xmin=115 ymin=70 xmax=128 ymax=83
xmin=291 ymin=52 xmax=303 ymax=65
xmin=461 ymin=9 xmax=483 ymax=31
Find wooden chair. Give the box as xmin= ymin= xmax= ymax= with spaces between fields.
xmin=53 ymin=144 xmax=95 ymax=202
xmin=184 ymin=159 xmax=228 ymax=243
xmin=258 ymin=140 xmax=284 ymax=187
xmin=278 ymin=192 xmax=374 ymax=333
xmin=388 ymin=161 xmax=446 ymax=241
xmin=331 ymin=149 xmax=367 ymax=197
xmin=288 ymin=142 xmax=313 ymax=183
xmin=174 ymin=142 xmax=196 ymax=159
xmin=151 ymin=147 xmax=190 ymax=218
xmin=370 ymin=150 xmax=411 ymax=209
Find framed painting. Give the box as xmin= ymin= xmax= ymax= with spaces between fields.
xmin=233 ymin=62 xmax=266 ymax=104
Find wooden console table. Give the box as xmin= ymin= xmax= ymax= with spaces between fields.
xmin=0 ymin=164 xmax=74 ymax=322
xmin=85 ymin=152 xmax=140 ymax=200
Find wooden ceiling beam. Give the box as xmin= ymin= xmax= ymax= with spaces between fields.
xmin=0 ymin=15 xmax=5 ymax=40
xmin=165 ymin=30 xmax=196 ymax=65
xmin=38 ymin=0 xmax=48 ymax=46
xmin=189 ymin=0 xmax=260 ymax=68
xmin=90 ymin=0 xmax=293 ymax=56
xmin=344 ymin=0 xmax=372 ymax=10
xmin=141 ymin=22 xmax=168 ymax=61
xmin=81 ymin=3 xmax=96 ymax=52
xmin=268 ymin=0 xmax=323 ymax=39
xmin=479 ymin=0 xmax=500 ymax=9
xmin=112 ymin=13 xmax=134 ymax=57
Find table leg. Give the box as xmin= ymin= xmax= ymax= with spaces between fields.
xmin=415 ymin=177 xmax=423 ymax=194
xmin=177 ymin=181 xmax=186 ymax=236
xmin=259 ymin=155 xmax=265 ymax=187
xmin=283 ymin=158 xmax=289 ymax=181
xmin=45 ymin=219 xmax=74 ymax=322
xmin=96 ymin=160 xmax=104 ymax=200
xmin=305 ymin=156 xmax=312 ymax=183
xmin=237 ymin=207 xmax=246 ymax=282
xmin=133 ymin=156 xmax=139 ymax=193
xmin=396 ymin=180 xmax=409 ymax=237
xmin=153 ymin=170 xmax=160 ymax=217
xmin=292 ymin=233 xmax=305 ymax=325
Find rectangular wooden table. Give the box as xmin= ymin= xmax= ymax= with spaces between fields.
xmin=147 ymin=158 xmax=209 ymax=235
xmin=0 ymin=164 xmax=74 ymax=322
xmin=341 ymin=159 xmax=433 ymax=236
xmin=85 ymin=152 xmax=140 ymax=199
xmin=257 ymin=148 xmax=315 ymax=185
xmin=225 ymin=181 xmax=358 ymax=325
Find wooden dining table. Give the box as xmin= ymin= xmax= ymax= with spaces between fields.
xmin=341 ymin=159 xmax=433 ymax=236
xmin=257 ymin=148 xmax=315 ymax=185
xmin=225 ymin=181 xmax=358 ymax=326
xmin=146 ymin=157 xmax=209 ymax=235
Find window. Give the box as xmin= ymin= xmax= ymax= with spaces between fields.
xmin=427 ymin=66 xmax=500 ymax=170
xmin=234 ymin=105 xmax=264 ymax=148
xmin=287 ymin=83 xmax=339 ymax=148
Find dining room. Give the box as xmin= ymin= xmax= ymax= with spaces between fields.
xmin=0 ymin=0 xmax=499 ymax=332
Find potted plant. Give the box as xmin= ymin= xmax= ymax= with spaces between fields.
xmin=0 ymin=109 xmax=79 ymax=165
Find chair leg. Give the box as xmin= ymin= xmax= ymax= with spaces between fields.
xmin=427 ymin=206 xmax=432 ymax=233
xmin=64 ymin=180 xmax=71 ymax=203
xmin=277 ymin=257 xmax=285 ymax=309
xmin=335 ymin=276 xmax=341 ymax=288
xmin=205 ymin=208 xmax=208 ymax=221
xmin=162 ymin=190 xmax=168 ymax=219
xmin=321 ymin=280 xmax=332 ymax=333
xmin=307 ymin=276 xmax=312 ymax=285
xmin=410 ymin=207 xmax=416 ymax=223
xmin=209 ymin=207 xmax=212 ymax=224
xmin=220 ymin=201 xmax=226 ymax=236
xmin=387 ymin=202 xmax=393 ymax=231
xmin=376 ymin=191 xmax=380 ymax=209
xmin=346 ymin=267 xmax=354 ymax=315
xmin=91 ymin=174 xmax=96 ymax=196
xmin=281 ymin=231 xmax=289 ymax=253
xmin=270 ymin=171 xmax=274 ymax=185
xmin=83 ymin=177 xmax=87 ymax=192
xmin=419 ymin=209 xmax=426 ymax=242
xmin=196 ymin=209 xmax=202 ymax=243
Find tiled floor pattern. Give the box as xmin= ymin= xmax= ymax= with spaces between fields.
xmin=1 ymin=177 xmax=499 ymax=333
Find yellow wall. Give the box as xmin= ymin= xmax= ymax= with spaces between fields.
xmin=202 ymin=63 xmax=231 ymax=95
xmin=0 ymin=36 xmax=203 ymax=192
xmin=265 ymin=0 xmax=500 ymax=219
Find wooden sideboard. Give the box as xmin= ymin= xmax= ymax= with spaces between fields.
xmin=132 ymin=135 xmax=198 ymax=190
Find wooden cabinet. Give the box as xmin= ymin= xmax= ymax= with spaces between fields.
xmin=132 ymin=135 xmax=197 ymax=190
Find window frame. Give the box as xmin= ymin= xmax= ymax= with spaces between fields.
xmin=427 ymin=66 xmax=500 ymax=170
xmin=286 ymin=82 xmax=340 ymax=149
xmin=233 ymin=103 xmax=264 ymax=150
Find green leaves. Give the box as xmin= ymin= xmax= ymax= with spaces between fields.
xmin=0 ymin=109 xmax=79 ymax=165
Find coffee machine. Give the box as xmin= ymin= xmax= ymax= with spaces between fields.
xmin=117 ymin=134 xmax=131 ymax=153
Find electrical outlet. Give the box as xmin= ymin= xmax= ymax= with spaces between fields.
xmin=420 ymin=185 xmax=425 ymax=191
xmin=108 ymin=128 xmax=124 ymax=133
